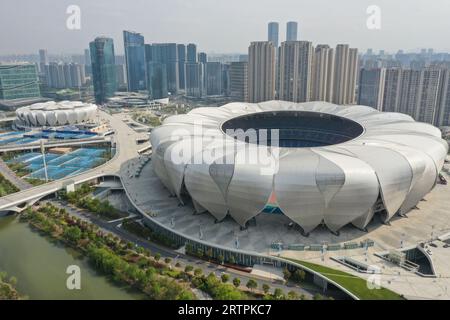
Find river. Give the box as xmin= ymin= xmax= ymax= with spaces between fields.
xmin=0 ymin=215 xmax=145 ymax=300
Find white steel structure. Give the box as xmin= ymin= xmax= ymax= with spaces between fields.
xmin=15 ymin=101 xmax=97 ymax=127
xmin=150 ymin=101 xmax=448 ymax=234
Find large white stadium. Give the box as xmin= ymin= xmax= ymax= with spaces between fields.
xmin=150 ymin=101 xmax=448 ymax=234
xmin=15 ymin=101 xmax=97 ymax=127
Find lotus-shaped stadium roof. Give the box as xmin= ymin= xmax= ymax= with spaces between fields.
xmin=150 ymin=101 xmax=448 ymax=234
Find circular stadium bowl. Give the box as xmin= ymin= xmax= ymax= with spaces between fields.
xmin=150 ymin=101 xmax=449 ymax=234
xmin=14 ymin=101 xmax=98 ymax=128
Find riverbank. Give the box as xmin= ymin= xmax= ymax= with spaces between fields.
xmin=20 ymin=203 xmax=196 ymax=300
xmin=0 ymin=271 xmax=21 ymax=300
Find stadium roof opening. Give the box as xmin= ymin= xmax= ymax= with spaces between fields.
xmin=221 ymin=110 xmax=364 ymax=147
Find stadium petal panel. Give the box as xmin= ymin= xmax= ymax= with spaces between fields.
xmin=151 ymin=101 xmax=448 ymax=234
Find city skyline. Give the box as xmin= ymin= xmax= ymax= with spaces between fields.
xmin=2 ymin=0 xmax=450 ymax=55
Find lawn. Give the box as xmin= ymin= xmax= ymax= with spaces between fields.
xmin=286 ymin=258 xmax=404 ymax=300
xmin=0 ymin=173 xmax=19 ymax=196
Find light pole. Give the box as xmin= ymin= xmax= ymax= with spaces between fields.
xmin=40 ymin=140 xmax=48 ymax=182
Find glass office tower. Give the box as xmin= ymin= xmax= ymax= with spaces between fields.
xmin=90 ymin=37 xmax=117 ymax=104
xmin=0 ymin=64 xmax=40 ymax=100
xmin=123 ymin=30 xmax=147 ymax=92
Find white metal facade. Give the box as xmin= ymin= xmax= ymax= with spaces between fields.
xmin=150 ymin=101 xmax=448 ymax=233
xmin=15 ymin=101 xmax=97 ymax=127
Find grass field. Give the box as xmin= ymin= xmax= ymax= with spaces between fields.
xmin=286 ymin=258 xmax=404 ymax=300
xmin=0 ymin=173 xmax=19 ymax=197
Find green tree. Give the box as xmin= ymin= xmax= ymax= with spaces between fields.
xmin=288 ymin=290 xmax=299 ymax=300
xmin=221 ymin=274 xmax=230 ymax=283
xmin=164 ymin=257 xmax=172 ymax=264
xmin=273 ymin=288 xmax=285 ymax=300
xmin=282 ymin=267 xmax=291 ymax=280
xmin=194 ymin=268 xmax=203 ymax=277
xmin=184 ymin=265 xmax=194 ymax=273
xmin=233 ymin=277 xmax=241 ymax=288
xmin=262 ymin=283 xmax=270 ymax=294
xmin=63 ymin=226 xmax=82 ymax=244
xmin=154 ymin=253 xmax=161 ymax=261
xmin=246 ymin=279 xmax=257 ymax=292
xmin=229 ymin=255 xmax=236 ymax=265
xmin=313 ymin=293 xmax=324 ymax=300
xmin=292 ymin=269 xmax=306 ymax=282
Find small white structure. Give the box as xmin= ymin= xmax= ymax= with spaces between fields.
xmin=15 ymin=101 xmax=97 ymax=127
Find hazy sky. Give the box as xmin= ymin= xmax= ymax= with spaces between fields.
xmin=1 ymin=0 xmax=450 ymax=55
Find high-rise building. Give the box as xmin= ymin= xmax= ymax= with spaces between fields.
xmin=123 ymin=30 xmax=147 ymax=92
xmin=279 ymin=41 xmax=313 ymax=102
xmin=69 ymin=63 xmax=86 ymax=88
xmin=397 ymin=69 xmax=422 ymax=117
xmin=332 ymin=44 xmax=358 ymax=104
xmin=185 ymin=62 xmax=204 ymax=98
xmin=84 ymin=49 xmax=91 ymax=66
xmin=84 ymin=48 xmax=92 ymax=75
xmin=382 ymin=68 xmax=402 ymax=112
xmin=222 ymin=63 xmax=230 ymax=96
xmin=416 ymin=69 xmax=441 ymax=124
xmin=38 ymin=49 xmax=48 ymax=73
xmin=358 ymin=68 xmax=386 ymax=110
xmin=436 ymin=68 xmax=450 ymax=126
xmin=162 ymin=43 xmax=179 ymax=94
xmin=0 ymin=63 xmax=41 ymax=100
xmin=205 ymin=62 xmax=222 ymax=96
xmin=187 ymin=44 xmax=197 ymax=63
xmin=147 ymin=62 xmax=168 ymax=100
xmin=90 ymin=37 xmax=117 ymax=104
xmin=115 ymin=64 xmax=127 ymax=88
xmin=286 ymin=21 xmax=298 ymax=41
xmin=248 ymin=41 xmax=276 ymax=103
xmin=177 ymin=44 xmax=186 ymax=90
xmin=267 ymin=22 xmax=279 ymax=48
xmin=311 ymin=44 xmax=334 ymax=102
xmin=229 ymin=61 xmax=248 ymax=101
xmin=198 ymin=52 xmax=207 ymax=64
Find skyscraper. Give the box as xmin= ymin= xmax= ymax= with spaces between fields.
xmin=397 ymin=69 xmax=422 ymax=117
xmin=90 ymin=37 xmax=117 ymax=104
xmin=229 ymin=61 xmax=248 ymax=101
xmin=416 ymin=69 xmax=441 ymax=124
xmin=286 ymin=21 xmax=298 ymax=41
xmin=198 ymin=52 xmax=207 ymax=64
xmin=205 ymin=62 xmax=222 ymax=96
xmin=187 ymin=44 xmax=197 ymax=63
xmin=177 ymin=44 xmax=186 ymax=90
xmin=311 ymin=44 xmax=334 ymax=102
xmin=123 ymin=30 xmax=146 ymax=92
xmin=436 ymin=68 xmax=450 ymax=126
xmin=0 ymin=63 xmax=40 ymax=100
xmin=38 ymin=49 xmax=48 ymax=73
xmin=147 ymin=62 xmax=168 ymax=100
xmin=279 ymin=41 xmax=313 ymax=102
xmin=185 ymin=62 xmax=204 ymax=98
xmin=267 ymin=22 xmax=279 ymax=48
xmin=248 ymin=41 xmax=276 ymax=103
xmin=382 ymin=68 xmax=402 ymax=112
xmin=84 ymin=48 xmax=92 ymax=75
xmin=332 ymin=44 xmax=358 ymax=104
xmin=358 ymin=68 xmax=386 ymax=110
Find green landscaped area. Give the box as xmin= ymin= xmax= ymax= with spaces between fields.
xmin=0 ymin=173 xmax=19 ymax=197
xmin=286 ymin=258 xmax=404 ymax=300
